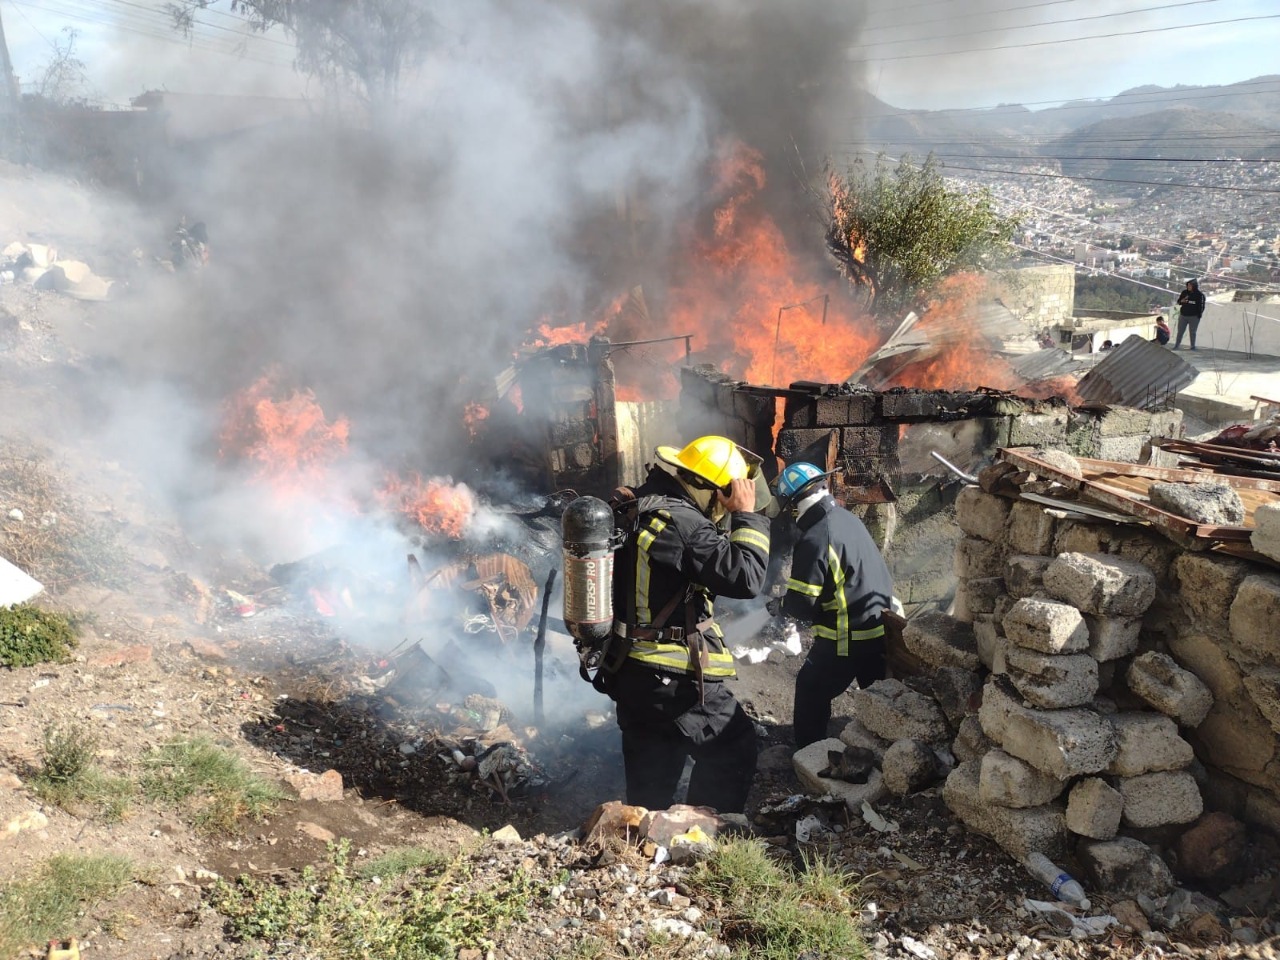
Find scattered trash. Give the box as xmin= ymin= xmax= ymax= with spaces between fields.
xmin=900 ymin=935 xmax=937 ymax=959
xmin=795 ymin=814 xmax=826 ymax=843
xmin=861 ymin=800 xmax=899 ymax=833
xmin=1024 ymin=898 xmax=1077 ymax=934
xmin=1024 ymin=852 xmax=1091 ymax=910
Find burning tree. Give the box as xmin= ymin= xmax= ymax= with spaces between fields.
xmin=825 ymin=154 xmax=1021 ymax=321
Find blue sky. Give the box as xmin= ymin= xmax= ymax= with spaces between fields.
xmin=5 ymin=0 xmax=1280 ymax=112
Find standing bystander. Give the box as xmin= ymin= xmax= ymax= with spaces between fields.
xmin=1174 ymin=280 xmax=1205 ymax=350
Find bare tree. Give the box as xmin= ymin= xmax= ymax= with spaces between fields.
xmin=35 ymin=28 xmax=88 ymax=104
xmin=167 ymin=0 xmax=438 ymax=109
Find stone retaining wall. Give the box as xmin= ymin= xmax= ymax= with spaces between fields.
xmin=929 ymin=475 xmax=1280 ymax=885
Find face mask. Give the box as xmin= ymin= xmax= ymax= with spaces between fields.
xmin=682 ymin=479 xmax=716 ymax=516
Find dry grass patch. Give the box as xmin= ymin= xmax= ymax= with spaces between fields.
xmin=0 ymin=444 xmax=120 ymax=590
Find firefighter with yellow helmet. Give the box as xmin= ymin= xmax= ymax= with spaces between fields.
xmin=605 ymin=435 xmax=770 ymax=814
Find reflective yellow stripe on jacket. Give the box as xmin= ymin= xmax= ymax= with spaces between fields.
xmin=628 ymin=641 xmax=737 ymax=677
xmin=634 ymin=513 xmax=669 ymax=624
xmin=730 ymin=526 xmax=770 ymax=554
xmin=628 ymin=508 xmax=745 ymax=679
xmin=808 ymin=544 xmax=886 ymax=656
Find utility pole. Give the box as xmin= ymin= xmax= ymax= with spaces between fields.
xmin=0 ymin=1 xmax=23 ymax=149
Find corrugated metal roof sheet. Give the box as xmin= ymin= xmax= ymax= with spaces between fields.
xmin=850 ymin=302 xmax=1024 ymax=384
xmin=1008 ymin=348 xmax=1081 ymax=382
xmin=1075 ymin=336 xmax=1197 ymax=408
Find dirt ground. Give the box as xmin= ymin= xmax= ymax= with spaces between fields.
xmin=2 ymin=163 xmax=1279 ymax=960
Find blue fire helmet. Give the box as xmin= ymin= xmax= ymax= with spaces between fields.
xmin=776 ymin=462 xmax=831 ymax=505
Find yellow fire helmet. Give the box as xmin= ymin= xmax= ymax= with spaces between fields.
xmin=655 ymin=435 xmax=760 ymax=490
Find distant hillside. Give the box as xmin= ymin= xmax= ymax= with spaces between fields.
xmin=1039 ymin=75 xmax=1280 ymax=133
xmin=853 ymin=75 xmax=1280 ymax=163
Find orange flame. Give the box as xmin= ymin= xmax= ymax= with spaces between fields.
xmin=676 ymin=143 xmax=879 ymax=387
xmin=526 ymin=317 xmax=607 ymax=349
xmin=626 ymin=141 xmax=879 ymax=392
xmin=220 ymin=372 xmax=350 ymax=495
xmin=377 ymin=474 xmax=475 ymax=540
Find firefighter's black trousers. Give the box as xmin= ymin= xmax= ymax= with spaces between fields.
xmin=793 ymin=635 xmax=887 ymax=748
xmin=611 ymin=661 xmax=757 ymax=814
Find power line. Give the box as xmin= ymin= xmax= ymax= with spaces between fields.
xmin=852 ymin=0 xmax=1228 ymax=51
xmin=998 ymin=197 xmax=1271 ymax=283
xmin=900 ymin=154 xmax=1280 ymax=164
xmin=1017 ymin=243 xmax=1280 ymax=322
xmin=10 ymin=0 xmax=294 ymax=68
xmin=855 ymin=13 xmax=1280 ymax=63
xmin=937 ymin=161 xmax=1280 ymax=194
xmin=848 ymin=77 xmax=1280 ymax=121
xmin=863 ymin=0 xmax=1088 ymax=34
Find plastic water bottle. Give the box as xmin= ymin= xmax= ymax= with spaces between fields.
xmin=1024 ymin=852 xmax=1091 ymax=911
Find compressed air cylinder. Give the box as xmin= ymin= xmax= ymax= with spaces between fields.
xmin=561 ymin=496 xmax=616 ymax=644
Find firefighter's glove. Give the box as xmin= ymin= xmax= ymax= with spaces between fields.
xmin=766 ymin=598 xmax=783 ymax=618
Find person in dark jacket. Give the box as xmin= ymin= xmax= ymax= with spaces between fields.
xmin=1175 ymin=279 xmax=1206 ymax=350
xmin=770 ymin=463 xmax=894 ymax=748
xmin=606 ymin=436 xmax=770 ymax=813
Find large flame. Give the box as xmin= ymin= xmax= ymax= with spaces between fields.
xmin=221 ymin=370 xmax=479 ymax=540
xmin=220 ymin=371 xmax=350 ymax=497
xmin=376 ymin=474 xmax=476 ymax=539
xmin=660 ymin=142 xmax=879 ymax=388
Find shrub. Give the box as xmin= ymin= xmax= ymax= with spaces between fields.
xmin=0 ymin=604 xmax=78 ymax=667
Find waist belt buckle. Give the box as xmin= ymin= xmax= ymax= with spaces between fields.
xmin=665 ymin=626 xmax=685 ymax=642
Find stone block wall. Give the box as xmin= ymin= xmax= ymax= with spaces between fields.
xmin=917 ymin=478 xmax=1280 ymax=890
xmin=677 ymin=365 xmax=777 ymax=463
xmin=987 ymin=264 xmax=1076 ymax=335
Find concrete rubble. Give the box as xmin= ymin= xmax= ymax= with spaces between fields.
xmin=2 ymin=241 xmax=114 ymax=300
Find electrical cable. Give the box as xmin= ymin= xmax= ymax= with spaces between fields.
xmin=856 ymin=13 xmax=1280 ymax=63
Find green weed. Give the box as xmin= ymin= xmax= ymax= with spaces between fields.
xmin=31 ymin=724 xmax=133 ymax=822
xmin=211 ymin=839 xmax=540 ymax=959
xmin=140 ymin=737 xmax=286 ymax=832
xmin=0 ymin=604 xmax=79 ymax=667
xmin=357 ymin=845 xmax=449 ymax=881
xmin=0 ymin=854 xmax=133 ymax=957
xmin=690 ymin=838 xmax=866 ymax=960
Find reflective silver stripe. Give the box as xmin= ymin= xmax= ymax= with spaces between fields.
xmin=787 ymin=578 xmax=822 ymax=597
xmin=634 ymin=515 xmax=668 ymax=624
xmin=729 ymin=527 xmax=770 ymax=553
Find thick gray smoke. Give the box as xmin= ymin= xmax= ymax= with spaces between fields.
xmin=91 ymin=0 xmax=869 ymax=457
xmin=36 ymin=2 xmax=869 ymax=688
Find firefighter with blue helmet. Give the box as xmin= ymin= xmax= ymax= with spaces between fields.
xmin=773 ymin=461 xmax=894 ymax=748
xmin=605 ymin=435 xmax=771 ymax=813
